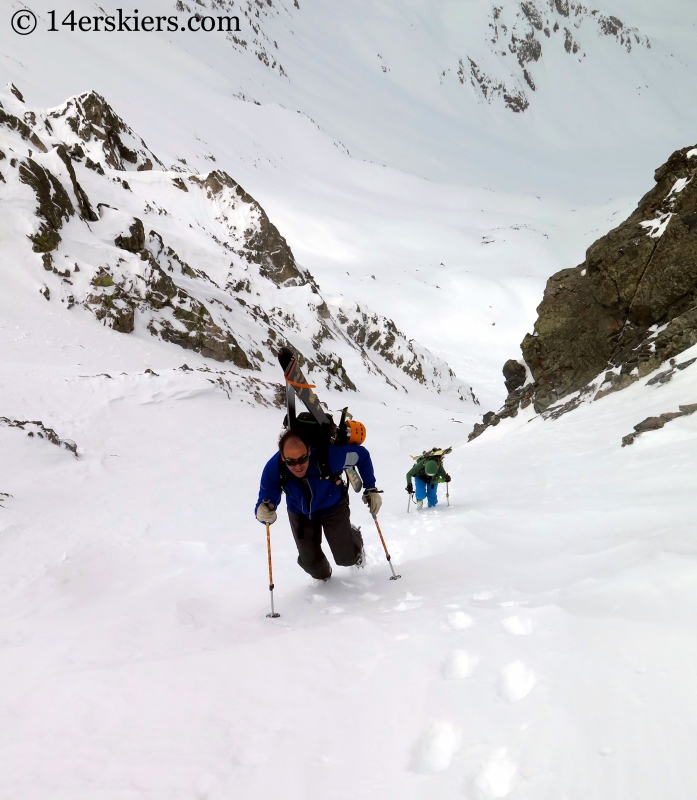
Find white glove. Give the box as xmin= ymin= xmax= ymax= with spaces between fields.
xmin=256 ymin=501 xmax=277 ymax=524
xmin=362 ymin=489 xmax=382 ymax=516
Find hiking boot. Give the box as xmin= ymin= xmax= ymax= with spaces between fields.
xmin=416 ymin=499 xmax=423 ymax=510
xmin=354 ymin=546 xmax=366 ymax=569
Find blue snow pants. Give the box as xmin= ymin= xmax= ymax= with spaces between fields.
xmin=414 ymin=476 xmax=438 ymax=507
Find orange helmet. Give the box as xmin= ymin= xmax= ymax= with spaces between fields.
xmin=346 ymin=420 xmax=366 ymax=445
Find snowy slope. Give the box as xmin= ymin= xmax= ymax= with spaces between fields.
xmin=2 ymin=0 xmax=697 ymax=797
xmin=4 ymin=0 xmax=697 ymax=200
xmin=6 ymin=0 xmax=689 ymax=397
xmin=3 ymin=271 xmax=697 ymax=798
xmin=0 ymin=86 xmax=475 ymax=403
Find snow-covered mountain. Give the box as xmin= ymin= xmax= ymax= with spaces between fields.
xmin=463 ymin=0 xmax=650 ymax=112
xmin=0 ymin=85 xmax=474 ymax=403
xmin=3 ymin=2 xmax=697 ymax=798
xmin=6 ymin=0 xmax=697 ymax=201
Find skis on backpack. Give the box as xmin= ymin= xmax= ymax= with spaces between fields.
xmin=278 ymin=347 xmax=365 ymax=491
xmin=279 ymin=347 xmax=333 ymax=428
xmin=410 ymin=446 xmax=453 ymax=461
xmin=278 ymin=347 xmax=402 ymax=582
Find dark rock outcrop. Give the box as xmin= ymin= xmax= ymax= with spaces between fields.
xmin=503 ymin=359 xmax=527 ymax=393
xmin=56 ymin=144 xmax=98 ymax=222
xmin=144 ymin=256 xmax=252 ymax=368
xmin=470 ymin=143 xmax=697 ymax=442
xmin=0 ymin=108 xmax=46 ymax=152
xmin=190 ymin=170 xmax=307 ymax=288
xmin=114 ymin=218 xmax=145 ymax=254
xmin=468 ymin=382 xmax=534 ymax=441
xmin=0 ymin=416 xmax=78 ymax=456
xmin=522 ymin=143 xmax=697 ymax=412
xmin=47 ymin=91 xmax=163 ymax=171
xmin=19 ymin=158 xmax=74 ymax=252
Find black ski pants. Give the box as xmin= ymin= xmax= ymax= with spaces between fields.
xmin=287 ymin=496 xmax=363 ymax=580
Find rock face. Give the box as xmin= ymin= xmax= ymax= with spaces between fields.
xmin=470 ymin=142 xmax=697 ymax=440
xmin=523 ymin=143 xmax=697 ymax=411
xmin=188 ymin=171 xmax=307 ymax=288
xmin=0 ymin=86 xmax=475 ymax=405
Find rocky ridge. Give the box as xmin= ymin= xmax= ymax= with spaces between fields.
xmin=0 ymin=85 xmax=474 ymax=406
xmin=464 ymin=0 xmax=650 ymax=112
xmin=470 ymin=142 xmax=697 ymax=441
xmin=177 ymin=0 xmax=648 ymax=118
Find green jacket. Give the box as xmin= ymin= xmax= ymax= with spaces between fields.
xmin=406 ymin=458 xmax=447 ymax=488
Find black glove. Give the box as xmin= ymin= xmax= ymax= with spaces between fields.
xmin=444 ymin=474 xmax=451 ymax=483
xmin=406 ymin=485 xmax=414 ymax=494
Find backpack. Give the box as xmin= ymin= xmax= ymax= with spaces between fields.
xmin=411 ymin=446 xmax=452 ymax=481
xmin=277 ymin=348 xmax=366 ymax=492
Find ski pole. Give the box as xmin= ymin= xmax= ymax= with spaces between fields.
xmin=263 ymin=502 xmax=280 ymax=618
xmin=407 ymin=493 xmax=411 ymax=514
xmin=372 ymin=513 xmax=401 ymax=580
xmin=446 ymin=483 xmax=450 ymax=507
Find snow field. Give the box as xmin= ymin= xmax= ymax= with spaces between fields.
xmin=3 ymin=282 xmax=697 ymax=797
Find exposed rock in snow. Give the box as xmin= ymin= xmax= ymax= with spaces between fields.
xmin=46 ymin=91 xmax=165 ymax=172
xmin=621 ymin=402 xmax=697 ymax=446
xmin=466 ymin=1 xmax=650 ymax=112
xmin=521 ymin=142 xmax=697 ymax=410
xmin=502 ymin=359 xmax=527 ymax=393
xmin=0 ymin=417 xmax=78 ymax=457
xmin=0 ymin=87 xmax=472 ymax=404
xmin=470 ymin=141 xmax=697 ymax=440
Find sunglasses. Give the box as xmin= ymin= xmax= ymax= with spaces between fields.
xmin=283 ymin=451 xmax=309 ymax=467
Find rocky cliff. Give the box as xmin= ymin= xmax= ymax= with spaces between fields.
xmin=0 ymin=85 xmax=475 ymax=406
xmin=471 ymin=141 xmax=697 ymax=439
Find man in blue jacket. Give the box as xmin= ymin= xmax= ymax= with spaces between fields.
xmin=255 ymin=428 xmax=382 ymax=581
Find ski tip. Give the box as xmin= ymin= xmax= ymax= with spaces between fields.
xmin=278 ymin=347 xmax=294 ymax=371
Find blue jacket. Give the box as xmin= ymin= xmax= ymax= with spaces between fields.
xmin=255 ymin=445 xmax=376 ymax=520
